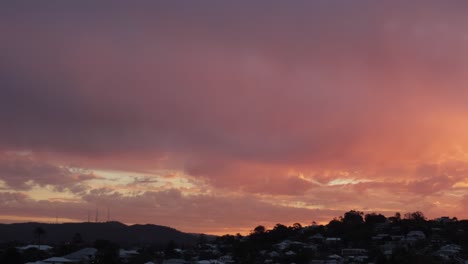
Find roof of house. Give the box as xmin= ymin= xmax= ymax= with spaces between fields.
xmin=62 ymin=247 xmax=97 ymax=260
xmin=17 ymin=245 xmax=53 ymax=251
xmin=119 ymin=249 xmax=139 ymax=258
xmin=162 ymin=259 xmax=189 ymax=264
xmin=43 ymin=257 xmax=74 ymax=263
xmin=311 ymin=233 xmax=325 ymax=239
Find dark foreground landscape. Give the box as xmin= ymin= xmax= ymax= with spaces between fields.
xmin=1 ymin=211 xmax=468 ymax=264
xmin=0 ymin=221 xmax=202 ymax=246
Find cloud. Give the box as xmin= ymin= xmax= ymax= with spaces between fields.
xmin=1 ymin=1 xmax=468 ymax=163
xmin=0 ymin=192 xmax=28 ymax=203
xmin=0 ymin=152 xmax=97 ymax=190
xmin=1 ymin=1 xmax=468 ymax=232
xmin=0 ymin=189 xmax=339 ymax=234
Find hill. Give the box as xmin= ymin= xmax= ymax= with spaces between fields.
xmin=0 ymin=221 xmax=210 ymax=246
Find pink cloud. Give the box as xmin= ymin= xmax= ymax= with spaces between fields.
xmin=0 ymin=189 xmax=340 ymax=234
xmin=0 ymin=152 xmax=97 ymax=190
xmin=1 ymin=1 xmax=468 ymax=233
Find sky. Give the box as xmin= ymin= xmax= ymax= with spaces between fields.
xmin=1 ymin=1 xmax=468 ymax=235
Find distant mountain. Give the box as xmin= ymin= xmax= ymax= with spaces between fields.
xmin=0 ymin=221 xmax=213 ymax=246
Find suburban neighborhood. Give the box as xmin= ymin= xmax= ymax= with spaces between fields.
xmin=2 ymin=211 xmax=468 ymax=264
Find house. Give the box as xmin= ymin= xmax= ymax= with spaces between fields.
xmin=196 ymin=260 xmax=224 ymax=264
xmin=304 ymin=244 xmax=318 ymax=251
xmin=383 ymin=249 xmax=393 ymax=257
xmin=375 ymin=222 xmax=390 ymax=232
xmin=341 ymin=248 xmax=367 ymax=257
xmin=309 ymin=259 xmax=342 ymax=264
xmin=381 ymin=242 xmax=396 ymax=257
xmin=328 ymin=254 xmax=342 ymax=260
xmin=404 ymin=231 xmax=426 ymax=246
xmin=163 ymin=259 xmax=190 ymax=264
xmin=348 ymin=255 xmax=368 ymax=262
xmin=435 ymin=217 xmax=456 ymax=224
xmin=42 ymin=257 xmax=74 ymax=264
xmin=62 ymin=247 xmax=97 ymax=263
xmin=406 ymin=230 xmax=426 ymax=242
xmin=327 ymin=254 xmax=343 ymax=264
xmin=274 ymin=240 xmax=293 ymax=250
xmin=372 ymin=234 xmax=390 ymax=241
xmin=119 ymin=248 xmax=139 ymax=261
xmin=26 ymin=248 xmax=96 ymax=264
xmin=218 ymin=255 xmax=234 ymax=263
xmin=434 ymin=244 xmax=462 ymax=259
xmin=17 ymin=245 xmax=53 ymax=251
xmin=390 ymin=235 xmax=404 ymax=241
xmin=310 ymin=233 xmax=325 ymax=243
xmin=325 ymin=237 xmax=342 ymax=245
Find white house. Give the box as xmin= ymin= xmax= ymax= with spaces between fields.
xmin=42 ymin=257 xmax=74 ymax=264
xmin=17 ymin=245 xmax=53 ymax=251
xmin=406 ymin=230 xmax=426 ymax=240
xmin=62 ymin=247 xmax=97 ymax=263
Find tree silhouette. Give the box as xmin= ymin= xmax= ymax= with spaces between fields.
xmin=342 ymin=210 xmax=364 ymax=225
xmin=271 ymin=224 xmax=290 ymax=240
xmin=365 ymin=212 xmax=387 ymax=225
xmin=1 ymin=247 xmax=22 ymax=264
xmin=94 ymin=240 xmax=121 ymax=264
xmin=34 ymin=226 xmax=46 ymax=246
xmin=395 ymin=212 xmax=401 ymax=220
xmin=404 ymin=211 xmax=426 ymax=222
xmin=390 ymin=212 xmax=401 ymax=223
xmin=292 ymin=223 xmax=302 ymax=230
xmin=72 ymin=232 xmax=83 ymax=245
xmin=252 ymin=225 xmax=266 ymax=235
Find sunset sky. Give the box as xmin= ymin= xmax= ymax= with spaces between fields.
xmin=2 ymin=1 xmax=468 ymax=235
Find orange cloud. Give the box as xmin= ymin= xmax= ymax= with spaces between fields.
xmin=1 ymin=1 xmax=468 ymax=233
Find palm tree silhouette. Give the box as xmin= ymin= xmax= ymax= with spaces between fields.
xmin=34 ymin=226 xmax=46 ymax=249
